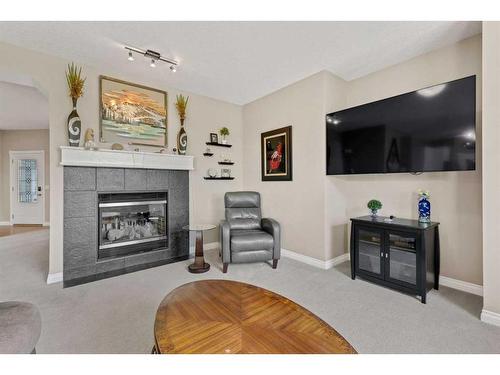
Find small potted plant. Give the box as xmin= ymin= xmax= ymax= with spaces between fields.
xmin=219 ymin=127 xmax=230 ymax=144
xmin=367 ymin=199 xmax=382 ymax=217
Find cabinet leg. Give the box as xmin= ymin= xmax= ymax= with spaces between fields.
xmin=350 ymin=223 xmax=356 ymax=280
xmin=434 ymin=227 xmax=440 ymax=290
xmin=421 ymin=292 xmax=426 ymax=304
xmin=223 ymin=263 xmax=228 ymax=273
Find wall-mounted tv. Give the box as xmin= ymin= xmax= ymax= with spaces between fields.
xmin=326 ymin=75 xmax=476 ymax=175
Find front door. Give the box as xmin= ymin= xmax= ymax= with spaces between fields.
xmin=9 ymin=151 xmax=45 ymax=225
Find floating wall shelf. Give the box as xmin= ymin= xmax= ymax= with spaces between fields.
xmin=206 ymin=142 xmax=232 ymax=148
xmin=218 ymin=161 xmax=234 ymax=165
xmin=203 ymin=177 xmax=235 ymax=180
xmin=203 ymin=152 xmax=214 ymax=157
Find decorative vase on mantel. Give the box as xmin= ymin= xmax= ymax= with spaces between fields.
xmin=177 ymin=118 xmax=187 ymax=155
xmin=67 ymin=97 xmax=82 ymax=147
xmin=418 ymin=190 xmax=431 ymax=223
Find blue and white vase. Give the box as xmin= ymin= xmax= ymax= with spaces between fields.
xmin=418 ymin=195 xmax=431 ymax=223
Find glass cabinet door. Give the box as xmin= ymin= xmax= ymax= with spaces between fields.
xmin=357 ymin=228 xmax=383 ymax=278
xmin=387 ymin=233 xmax=417 ymax=286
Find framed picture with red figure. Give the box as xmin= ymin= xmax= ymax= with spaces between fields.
xmin=261 ymin=126 xmax=292 ymax=181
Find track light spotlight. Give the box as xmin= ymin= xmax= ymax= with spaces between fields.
xmin=124 ymin=46 xmax=178 ymax=71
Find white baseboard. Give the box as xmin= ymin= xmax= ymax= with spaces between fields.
xmin=0 ymin=221 xmax=10 ymax=226
xmin=43 ymin=222 xmax=50 ymax=227
xmin=326 ymin=253 xmax=351 ymax=269
xmin=281 ymin=248 xmax=349 ymax=270
xmin=439 ymin=276 xmax=483 ymax=296
xmin=481 ymin=309 xmax=500 ymax=327
xmin=46 ymin=272 xmax=63 ymax=284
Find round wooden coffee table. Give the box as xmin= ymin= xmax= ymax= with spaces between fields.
xmin=153 ymin=280 xmax=356 ymax=354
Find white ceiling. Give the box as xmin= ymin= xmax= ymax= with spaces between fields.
xmin=0 ymin=22 xmax=481 ymax=105
xmin=0 ymin=81 xmax=49 ymax=130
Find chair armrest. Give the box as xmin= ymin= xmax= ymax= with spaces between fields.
xmin=220 ymin=220 xmax=231 ymax=263
xmin=262 ymin=218 xmax=280 ymax=259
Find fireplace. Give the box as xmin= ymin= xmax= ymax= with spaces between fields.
xmin=98 ymin=191 xmax=168 ymax=260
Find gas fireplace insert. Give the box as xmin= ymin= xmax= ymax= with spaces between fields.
xmin=98 ymin=191 xmax=168 ymax=260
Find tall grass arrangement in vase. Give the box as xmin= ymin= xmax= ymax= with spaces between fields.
xmin=175 ymin=94 xmax=189 ymax=154
xmin=65 ymin=63 xmax=86 ymax=147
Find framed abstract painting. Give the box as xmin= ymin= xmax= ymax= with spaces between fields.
xmin=261 ymin=126 xmax=292 ymax=181
xmin=99 ymin=76 xmax=167 ymax=147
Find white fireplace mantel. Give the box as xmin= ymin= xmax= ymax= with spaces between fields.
xmin=60 ymin=146 xmax=194 ymax=170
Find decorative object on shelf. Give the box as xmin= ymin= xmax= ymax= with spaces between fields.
xmin=203 ymin=147 xmax=214 ymax=157
xmin=99 ymin=76 xmax=167 ymax=147
xmin=219 ymin=127 xmax=230 ymax=144
xmin=84 ymin=128 xmax=97 ymax=150
xmin=210 ymin=133 xmax=218 ymax=144
xmin=417 ymin=189 xmax=431 ymax=223
xmin=207 ymin=168 xmax=218 ymax=178
xmin=175 ymin=94 xmax=189 ymax=155
xmin=221 ymin=168 xmax=231 ymax=178
xmin=111 ymin=143 xmax=124 ymax=151
xmin=261 ymin=125 xmax=292 ymax=181
xmin=219 ymin=156 xmax=234 ymax=165
xmin=367 ymin=199 xmax=382 ymax=217
xmin=65 ymin=63 xmax=86 ymax=147
xmin=124 ymin=45 xmax=178 ymax=72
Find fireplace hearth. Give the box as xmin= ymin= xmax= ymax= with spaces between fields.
xmin=98 ymin=191 xmax=168 ymax=260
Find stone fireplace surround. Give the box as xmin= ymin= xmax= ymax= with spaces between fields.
xmin=62 ymin=147 xmax=193 ymax=287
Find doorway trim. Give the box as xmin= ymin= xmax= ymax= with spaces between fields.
xmin=9 ymin=150 xmax=45 ymax=225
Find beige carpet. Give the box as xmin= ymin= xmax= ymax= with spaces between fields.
xmin=1 ymin=229 xmax=500 ymax=353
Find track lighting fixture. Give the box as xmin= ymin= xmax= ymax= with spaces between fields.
xmin=124 ymin=45 xmax=178 ymax=72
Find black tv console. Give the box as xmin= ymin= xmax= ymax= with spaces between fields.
xmin=350 ymin=216 xmax=440 ymax=304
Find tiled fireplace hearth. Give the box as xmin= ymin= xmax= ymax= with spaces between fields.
xmin=62 ymin=147 xmax=193 ymax=287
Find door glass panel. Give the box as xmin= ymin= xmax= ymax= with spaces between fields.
xmin=18 ymin=159 xmax=38 ymax=203
xmin=358 ymin=229 xmax=381 ymax=275
xmin=389 ymin=234 xmax=416 ymax=285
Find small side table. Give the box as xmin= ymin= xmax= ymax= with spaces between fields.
xmin=183 ymin=224 xmax=216 ymax=273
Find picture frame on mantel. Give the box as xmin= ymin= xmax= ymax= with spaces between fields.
xmin=99 ymin=75 xmax=168 ymax=147
xmin=261 ymin=125 xmax=292 ymax=181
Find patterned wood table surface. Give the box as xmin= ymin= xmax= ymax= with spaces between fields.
xmin=153 ymin=279 xmax=356 ymax=354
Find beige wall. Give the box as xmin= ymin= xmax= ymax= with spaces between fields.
xmin=242 ymin=35 xmax=483 ymax=285
xmin=243 ymin=71 xmax=330 ymax=260
xmin=481 ymin=22 xmax=500 ymax=319
xmin=0 ymin=41 xmax=243 ymax=276
xmin=0 ymin=129 xmax=50 ymax=223
xmin=333 ymin=35 xmax=483 ymax=285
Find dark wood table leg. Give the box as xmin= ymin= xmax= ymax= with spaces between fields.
xmin=188 ymin=230 xmax=210 ymax=273
xmin=434 ymin=226 xmax=440 ymax=290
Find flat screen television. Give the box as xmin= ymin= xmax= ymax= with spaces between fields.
xmin=326 ymin=75 xmax=476 ymax=175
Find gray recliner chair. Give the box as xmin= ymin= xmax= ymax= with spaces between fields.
xmin=220 ymin=191 xmax=280 ymax=273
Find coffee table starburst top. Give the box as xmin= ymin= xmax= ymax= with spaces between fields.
xmin=154 ymin=280 xmax=356 ymax=354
